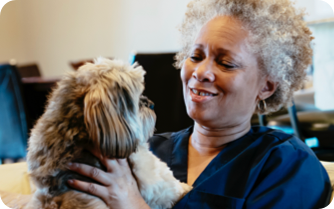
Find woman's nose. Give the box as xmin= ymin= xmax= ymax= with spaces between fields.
xmin=192 ymin=59 xmax=215 ymax=82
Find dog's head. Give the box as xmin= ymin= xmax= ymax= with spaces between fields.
xmin=76 ymin=58 xmax=156 ymax=158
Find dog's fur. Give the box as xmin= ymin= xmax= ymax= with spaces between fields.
xmin=25 ymin=58 xmax=192 ymax=209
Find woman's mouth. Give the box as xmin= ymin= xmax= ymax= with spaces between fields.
xmin=190 ymin=88 xmax=218 ymax=102
xmin=191 ymin=89 xmax=216 ymax=96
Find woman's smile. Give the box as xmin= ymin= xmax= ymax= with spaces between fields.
xmin=189 ymin=88 xmax=218 ymax=103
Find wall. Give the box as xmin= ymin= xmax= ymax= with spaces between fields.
xmin=0 ymin=0 xmax=332 ymax=77
xmin=310 ymin=23 xmax=334 ymax=110
xmin=294 ymin=0 xmax=334 ymax=21
xmin=0 ymin=0 xmax=190 ymax=76
xmin=0 ymin=1 xmax=27 ymax=65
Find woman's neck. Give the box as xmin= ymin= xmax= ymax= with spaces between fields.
xmin=190 ymin=121 xmax=251 ymax=155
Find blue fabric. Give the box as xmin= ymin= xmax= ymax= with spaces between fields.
xmin=0 ymin=64 xmax=28 ymax=159
xmin=149 ymin=126 xmax=332 ymax=209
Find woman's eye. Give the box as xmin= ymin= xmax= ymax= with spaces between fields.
xmin=219 ymin=61 xmax=236 ymax=69
xmin=222 ymin=64 xmax=235 ymax=68
xmin=190 ymin=55 xmax=202 ymax=62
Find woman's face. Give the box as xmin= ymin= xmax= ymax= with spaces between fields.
xmin=181 ymin=16 xmax=268 ymax=129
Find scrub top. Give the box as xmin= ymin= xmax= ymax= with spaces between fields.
xmin=149 ymin=126 xmax=332 ymax=209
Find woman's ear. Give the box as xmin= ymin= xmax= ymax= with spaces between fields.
xmin=257 ymin=78 xmax=277 ymax=100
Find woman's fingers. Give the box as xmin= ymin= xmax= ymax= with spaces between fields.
xmin=67 ymin=179 xmax=109 ymax=201
xmin=68 ymin=162 xmax=111 ymax=186
xmin=67 ymin=158 xmax=147 ymax=208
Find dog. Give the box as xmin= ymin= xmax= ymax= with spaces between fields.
xmin=25 ymin=58 xmax=192 ymax=209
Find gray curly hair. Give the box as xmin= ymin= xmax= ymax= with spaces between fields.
xmin=175 ymin=0 xmax=313 ymax=114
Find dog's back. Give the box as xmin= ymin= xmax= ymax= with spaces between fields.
xmin=26 ymin=150 xmax=109 ymax=209
xmin=25 ymin=190 xmax=108 ymax=209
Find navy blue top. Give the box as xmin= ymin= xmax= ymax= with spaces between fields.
xmin=149 ymin=126 xmax=332 ymax=209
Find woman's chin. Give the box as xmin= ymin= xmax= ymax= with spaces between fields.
xmin=188 ymin=112 xmax=215 ymax=127
xmin=187 ymin=110 xmax=204 ymax=121
xmin=187 ymin=106 xmax=218 ymax=123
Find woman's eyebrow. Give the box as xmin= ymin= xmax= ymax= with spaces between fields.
xmin=191 ymin=44 xmax=242 ymax=62
xmin=215 ymin=48 xmax=237 ymax=57
xmin=193 ymin=44 xmax=237 ymax=55
xmin=191 ymin=44 xmax=205 ymax=50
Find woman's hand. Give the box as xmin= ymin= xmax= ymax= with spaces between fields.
xmin=67 ymin=149 xmax=150 ymax=209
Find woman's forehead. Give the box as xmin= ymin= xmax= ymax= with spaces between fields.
xmin=192 ymin=16 xmax=253 ymax=63
xmin=195 ymin=16 xmax=248 ymax=49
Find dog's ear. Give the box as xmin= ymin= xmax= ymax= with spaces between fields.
xmin=84 ymin=85 xmax=139 ymax=158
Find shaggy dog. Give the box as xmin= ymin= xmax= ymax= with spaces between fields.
xmin=25 ymin=58 xmax=192 ymax=209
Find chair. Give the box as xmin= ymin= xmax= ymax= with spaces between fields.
xmin=132 ymin=52 xmax=193 ymax=133
xmin=265 ymin=100 xmax=334 ymax=161
xmin=253 ymin=103 xmax=319 ymax=127
xmin=0 ymin=64 xmax=29 ymax=163
xmin=16 ymin=63 xmax=41 ymax=78
xmin=69 ymin=59 xmax=94 ymax=70
xmin=69 ymin=57 xmax=113 ymax=70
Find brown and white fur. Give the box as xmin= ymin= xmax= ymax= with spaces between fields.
xmin=25 ymin=58 xmax=192 ymax=209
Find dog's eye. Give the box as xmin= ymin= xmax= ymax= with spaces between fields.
xmin=140 ymin=95 xmax=154 ymax=110
xmin=148 ymin=102 xmax=154 ymax=110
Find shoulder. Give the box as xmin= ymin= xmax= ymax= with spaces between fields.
xmin=248 ymin=126 xmax=329 ymax=191
xmin=250 ymin=126 xmax=316 ymax=157
xmin=148 ymin=126 xmax=192 ymax=148
xmin=148 ymin=132 xmax=174 ymax=149
xmin=148 ymin=126 xmax=192 ymax=164
xmin=229 ymin=126 xmax=324 ymax=178
xmin=245 ymin=127 xmax=332 ymax=208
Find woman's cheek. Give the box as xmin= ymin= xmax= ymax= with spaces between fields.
xmin=180 ymin=61 xmax=192 ymax=82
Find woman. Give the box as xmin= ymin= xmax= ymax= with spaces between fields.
xmin=67 ymin=0 xmax=332 ymax=208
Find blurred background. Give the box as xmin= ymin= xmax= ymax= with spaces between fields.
xmin=0 ymin=0 xmax=190 ymax=76
xmin=0 ymin=0 xmax=333 ymax=76
xmin=0 ymin=0 xmax=333 ymax=163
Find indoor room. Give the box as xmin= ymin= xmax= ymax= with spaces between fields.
xmin=0 ymin=0 xmax=333 ymax=208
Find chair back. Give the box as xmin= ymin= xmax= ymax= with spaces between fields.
xmin=69 ymin=59 xmax=94 ymax=70
xmin=0 ymin=64 xmax=28 ymax=159
xmin=287 ymin=100 xmax=304 ymax=140
xmin=133 ymin=53 xmax=193 ymax=133
xmin=69 ymin=58 xmax=113 ymax=70
xmin=17 ymin=63 xmax=41 ymax=78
